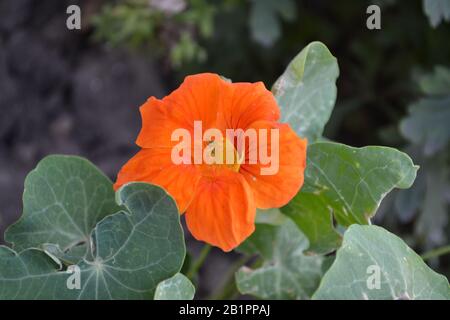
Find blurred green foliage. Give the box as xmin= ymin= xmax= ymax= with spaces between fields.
xmin=92 ymin=0 xmax=217 ymax=66
xmin=388 ymin=66 xmax=450 ymax=252
xmin=248 ymin=0 xmax=297 ymax=47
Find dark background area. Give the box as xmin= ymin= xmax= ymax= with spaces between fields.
xmin=0 ymin=0 xmax=449 ymax=298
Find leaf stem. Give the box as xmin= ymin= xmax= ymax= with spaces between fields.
xmin=421 ymin=245 xmax=450 ymax=260
xmin=187 ymin=244 xmax=212 ymax=280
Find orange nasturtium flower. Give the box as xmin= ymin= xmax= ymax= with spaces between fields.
xmin=114 ymin=73 xmax=307 ymax=251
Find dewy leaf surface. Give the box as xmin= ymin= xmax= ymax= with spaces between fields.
xmin=5 ymin=155 xmax=121 ymax=261
xmin=313 ymin=225 xmax=450 ymax=300
xmin=154 ymin=273 xmax=195 ymax=300
xmin=272 ymin=41 xmax=339 ymax=141
xmin=236 ymin=220 xmax=324 ymax=299
xmin=0 ymin=183 xmax=186 ymax=299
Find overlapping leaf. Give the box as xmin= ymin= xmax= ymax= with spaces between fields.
xmin=5 ymin=155 xmax=121 ymax=261
xmin=281 ymin=193 xmax=341 ymax=254
xmin=282 ymin=142 xmax=418 ymax=254
xmin=313 ymin=225 xmax=450 ymax=300
xmin=255 ymin=208 xmax=287 ymax=225
xmin=236 ymin=220 xmax=324 ymax=299
xmin=0 ymin=183 xmax=186 ymax=299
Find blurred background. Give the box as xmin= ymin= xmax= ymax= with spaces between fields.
xmin=0 ymin=0 xmax=449 ymax=298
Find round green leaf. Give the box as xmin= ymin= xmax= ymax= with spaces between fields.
xmin=304 ymin=142 xmax=417 ymax=226
xmin=154 ymin=273 xmax=195 ymax=300
xmin=313 ymin=225 xmax=450 ymax=300
xmin=5 ymin=155 xmax=121 ymax=261
xmin=0 ymin=183 xmax=186 ymax=299
xmin=282 ymin=142 xmax=418 ymax=254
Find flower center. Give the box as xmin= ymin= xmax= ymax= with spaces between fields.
xmin=204 ymin=138 xmax=242 ymax=172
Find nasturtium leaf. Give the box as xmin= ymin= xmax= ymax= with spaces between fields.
xmin=272 ymin=41 xmax=339 ymax=141
xmin=255 ymin=208 xmax=287 ymax=226
xmin=423 ymin=0 xmax=450 ymax=28
xmin=313 ymin=225 xmax=450 ymax=300
xmin=154 ymin=273 xmax=195 ymax=300
xmin=281 ymin=193 xmax=342 ymax=255
xmin=0 ymin=183 xmax=186 ymax=299
xmin=237 ymin=223 xmax=277 ymax=259
xmin=303 ymin=142 xmax=417 ymax=226
xmin=42 ymin=243 xmax=91 ymax=266
xmin=5 ymin=155 xmax=121 ymax=262
xmin=236 ymin=220 xmax=324 ymax=300
xmin=400 ymin=67 xmax=450 ymax=156
xmin=282 ymin=142 xmax=418 ymax=254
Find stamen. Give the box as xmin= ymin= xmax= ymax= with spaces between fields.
xmin=204 ymin=138 xmax=241 ymax=172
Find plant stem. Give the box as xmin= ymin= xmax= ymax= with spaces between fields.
xmin=421 ymin=245 xmax=450 ymax=260
xmin=187 ymin=244 xmax=212 ymax=280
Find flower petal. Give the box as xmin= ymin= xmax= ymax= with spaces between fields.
xmin=114 ymin=148 xmax=201 ymax=213
xmin=185 ymin=168 xmax=256 ymax=252
xmin=217 ymin=82 xmax=280 ymax=131
xmin=240 ymin=121 xmax=307 ymax=209
xmin=135 ymin=97 xmax=182 ymax=148
xmin=137 ymin=73 xmax=232 ymax=148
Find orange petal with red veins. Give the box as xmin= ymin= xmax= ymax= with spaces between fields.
xmin=217 ymin=82 xmax=280 ymax=131
xmin=165 ymin=73 xmax=231 ymax=131
xmin=185 ymin=168 xmax=256 ymax=252
xmin=240 ymin=121 xmax=307 ymax=209
xmin=137 ymin=73 xmax=232 ymax=149
xmin=135 ymin=97 xmax=183 ymax=148
xmin=114 ymin=148 xmax=201 ymax=213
